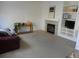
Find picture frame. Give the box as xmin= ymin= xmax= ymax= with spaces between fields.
xmin=49 ymin=7 xmax=55 ymax=12
xmin=48 ymin=6 xmax=55 ymax=18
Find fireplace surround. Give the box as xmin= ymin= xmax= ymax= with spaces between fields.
xmin=45 ymin=20 xmax=58 ymax=35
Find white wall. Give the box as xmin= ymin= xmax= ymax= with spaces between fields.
xmin=0 ymin=1 xmax=42 ymax=30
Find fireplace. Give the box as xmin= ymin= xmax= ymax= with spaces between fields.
xmin=47 ymin=24 xmax=55 ymax=34
xmin=45 ymin=20 xmax=58 ymax=35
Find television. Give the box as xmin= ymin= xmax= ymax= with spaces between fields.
xmin=65 ymin=20 xmax=75 ymax=29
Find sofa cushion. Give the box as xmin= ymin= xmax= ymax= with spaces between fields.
xmin=0 ymin=28 xmax=13 ymax=36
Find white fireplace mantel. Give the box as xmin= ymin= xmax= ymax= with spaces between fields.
xmin=46 ymin=18 xmax=59 ymax=22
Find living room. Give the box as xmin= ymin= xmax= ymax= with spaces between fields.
xmin=0 ymin=1 xmax=79 ymax=58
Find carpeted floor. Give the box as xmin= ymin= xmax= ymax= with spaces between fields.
xmin=0 ymin=30 xmax=76 ymax=58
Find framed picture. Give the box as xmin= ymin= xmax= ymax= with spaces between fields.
xmin=49 ymin=7 xmax=55 ymax=12
xmin=48 ymin=6 xmax=55 ymax=18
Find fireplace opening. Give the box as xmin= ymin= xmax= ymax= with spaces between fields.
xmin=47 ymin=24 xmax=55 ymax=34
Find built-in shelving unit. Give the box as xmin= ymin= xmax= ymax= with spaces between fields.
xmin=60 ymin=5 xmax=78 ymax=41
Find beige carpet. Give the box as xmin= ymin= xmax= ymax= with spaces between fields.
xmin=0 ymin=30 xmax=75 ymax=58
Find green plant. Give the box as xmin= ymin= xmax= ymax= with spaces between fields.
xmin=14 ymin=23 xmax=22 ymax=32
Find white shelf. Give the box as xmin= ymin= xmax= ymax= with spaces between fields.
xmin=61 ymin=27 xmax=74 ymax=32
xmin=60 ymin=32 xmax=76 ymax=42
xmin=61 ymin=27 xmax=74 ymax=41
xmin=63 ymin=19 xmax=76 ymax=21
xmin=63 ymin=11 xmax=77 ymax=14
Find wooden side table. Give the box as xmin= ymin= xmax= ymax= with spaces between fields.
xmin=25 ymin=23 xmax=33 ymax=32
xmin=14 ymin=22 xmax=33 ymax=34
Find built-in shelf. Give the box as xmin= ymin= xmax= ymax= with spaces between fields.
xmin=60 ymin=5 xmax=78 ymax=41
xmin=61 ymin=27 xmax=74 ymax=37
